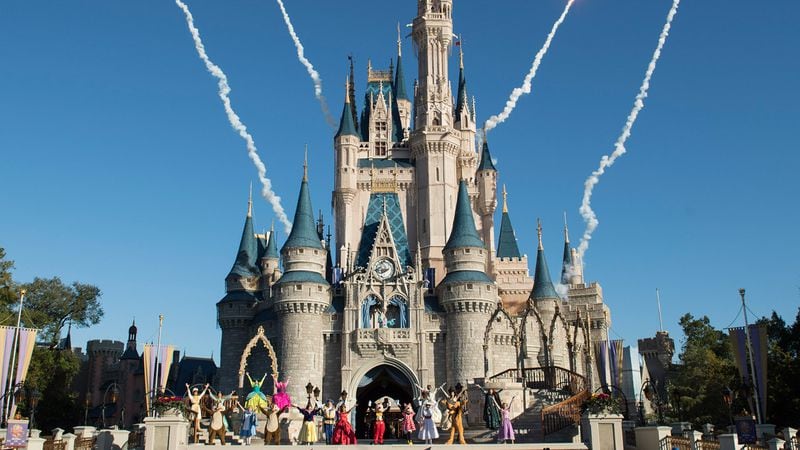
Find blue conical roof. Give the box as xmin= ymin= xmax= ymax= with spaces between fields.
xmin=228 ymin=212 xmax=259 ymax=277
xmin=336 ymin=88 xmax=359 ymax=138
xmin=282 ymin=177 xmax=324 ymax=251
xmin=477 ymin=140 xmax=497 ymax=172
xmin=265 ymin=227 xmax=279 ymax=259
xmin=497 ymin=211 xmax=521 ymax=258
xmin=560 ymin=231 xmax=573 ymax=285
xmin=455 ymin=65 xmax=467 ymax=118
xmin=394 ymin=54 xmax=409 ymax=101
xmin=444 ymin=181 xmax=485 ymax=250
xmin=532 ymin=229 xmax=559 ymax=300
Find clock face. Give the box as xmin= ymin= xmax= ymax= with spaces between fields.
xmin=373 ymin=259 xmax=395 ymax=280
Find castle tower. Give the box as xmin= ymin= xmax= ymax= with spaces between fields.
xmin=260 ymin=224 xmax=281 ymax=291
xmin=411 ymin=0 xmax=461 ymax=276
xmin=273 ymin=163 xmax=331 ymax=402
xmin=476 ymin=139 xmax=498 ymax=269
xmin=560 ymin=219 xmax=584 ymax=286
xmin=216 ymin=194 xmax=260 ymax=391
xmin=529 ymin=221 xmax=561 ymax=367
xmin=493 ymin=186 xmax=532 ymax=315
xmin=454 ymin=46 xmax=478 ymax=185
xmin=437 ymin=180 xmax=496 ymax=385
xmin=394 ymin=28 xmax=411 ymax=134
xmin=334 ymin=79 xmax=361 ymax=266
xmin=119 ymin=319 xmax=142 ymax=427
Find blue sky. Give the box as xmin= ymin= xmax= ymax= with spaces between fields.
xmin=1 ymin=0 xmax=798 ymax=361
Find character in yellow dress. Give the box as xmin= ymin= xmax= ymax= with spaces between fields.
xmin=244 ymin=372 xmax=270 ymax=412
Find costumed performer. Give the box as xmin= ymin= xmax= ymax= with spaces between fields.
xmin=263 ymin=401 xmax=282 ymax=445
xmin=322 ymin=400 xmax=337 ymax=445
xmin=186 ymin=383 xmax=209 ymax=443
xmin=441 ymin=394 xmax=466 ymax=445
xmin=244 ymin=372 xmax=269 ymax=412
xmin=495 ymin=396 xmax=517 ymax=444
xmin=473 ymin=384 xmax=502 ymax=430
xmin=272 ymin=374 xmax=292 ymax=411
xmin=295 ymin=402 xmax=320 ymax=445
xmin=370 ymin=401 xmax=386 ymax=444
xmin=332 ymin=403 xmax=358 ymax=445
xmin=240 ymin=407 xmax=258 ymax=445
xmin=401 ymin=403 xmax=416 ymax=444
xmin=208 ymin=401 xmax=228 ymax=445
xmin=418 ymin=401 xmax=439 ymax=445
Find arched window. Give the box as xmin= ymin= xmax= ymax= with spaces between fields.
xmin=359 ymin=295 xmax=409 ymax=328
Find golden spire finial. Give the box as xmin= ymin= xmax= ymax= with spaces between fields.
xmin=563 ymin=211 xmax=570 ymax=243
xmin=303 ymin=145 xmax=308 ymax=181
xmin=502 ymin=184 xmax=508 ymax=213
xmin=247 ymin=182 xmax=253 ymax=217
xmin=397 ymin=23 xmax=402 ymax=57
xmin=537 ymin=219 xmax=543 ymax=250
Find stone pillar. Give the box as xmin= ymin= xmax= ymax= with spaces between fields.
xmin=52 ymin=428 xmax=65 ymax=440
xmin=582 ymin=413 xmax=624 ymax=450
xmin=719 ymin=433 xmax=739 ymax=450
xmin=62 ymin=433 xmax=77 ymax=450
xmin=672 ymin=422 xmax=693 ymax=436
xmin=97 ymin=429 xmax=131 ymax=450
xmin=26 ymin=435 xmax=45 ymax=450
xmin=783 ymin=428 xmax=798 ymax=450
xmin=688 ymin=430 xmax=704 ymax=450
xmin=634 ymin=426 xmax=672 ymax=450
xmin=768 ymin=438 xmax=785 ymax=450
xmin=757 ymin=424 xmax=776 ymax=444
xmin=73 ymin=426 xmax=97 ymax=437
xmin=143 ymin=415 xmax=189 ymax=450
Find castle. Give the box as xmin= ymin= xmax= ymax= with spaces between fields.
xmin=216 ymin=0 xmax=612 ymax=430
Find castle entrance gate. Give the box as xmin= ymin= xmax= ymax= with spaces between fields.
xmin=354 ymin=364 xmax=415 ymax=440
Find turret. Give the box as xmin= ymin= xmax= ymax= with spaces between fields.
xmin=394 ymin=26 xmax=411 ymax=133
xmin=273 ymin=162 xmax=330 ymax=401
xmin=476 ymin=138 xmax=498 ymax=264
xmin=224 ymin=191 xmax=260 ymax=292
xmin=334 ymin=78 xmax=360 ymax=267
xmin=561 ymin=216 xmax=583 ymax=286
xmin=496 ymin=186 xmax=521 ymax=259
xmin=529 ymin=220 xmax=562 ymax=366
xmin=438 ymin=180 xmax=496 ymax=384
xmin=260 ymin=223 xmax=281 ymax=291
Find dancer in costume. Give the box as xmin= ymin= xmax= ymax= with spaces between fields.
xmin=263 ymin=401 xmax=282 ymax=445
xmin=185 ymin=383 xmax=209 ymax=443
xmin=370 ymin=401 xmax=386 ymax=444
xmin=240 ymin=407 xmax=258 ymax=445
xmin=272 ymin=374 xmax=292 ymax=411
xmin=332 ymin=403 xmax=357 ymax=445
xmin=322 ymin=400 xmax=337 ymax=444
xmin=414 ymin=383 xmax=445 ymax=427
xmin=208 ymin=401 xmax=228 ymax=445
xmin=441 ymin=394 xmax=467 ymax=445
xmin=472 ymin=384 xmax=502 ymax=430
xmin=244 ymin=372 xmax=269 ymax=412
xmin=495 ymin=396 xmax=517 ymax=444
xmin=295 ymin=402 xmax=320 ymax=445
xmin=417 ymin=401 xmax=439 ymax=445
xmin=401 ymin=403 xmax=416 ymax=444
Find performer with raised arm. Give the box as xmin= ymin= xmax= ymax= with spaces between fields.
xmin=293 ymin=401 xmax=320 ymax=445
xmin=185 ymin=383 xmax=209 ymax=443
xmin=244 ymin=372 xmax=269 ymax=412
xmin=401 ymin=402 xmax=416 ymax=444
xmin=240 ymin=406 xmax=258 ymax=445
xmin=494 ymin=396 xmax=517 ymax=444
xmin=332 ymin=403 xmax=358 ymax=445
xmin=370 ymin=401 xmax=386 ymax=444
xmin=440 ymin=388 xmax=467 ymax=445
xmin=321 ymin=399 xmax=337 ymax=445
xmin=263 ymin=400 xmax=282 ymax=445
xmin=272 ymin=374 xmax=292 ymax=411
xmin=472 ymin=383 xmax=502 ymax=431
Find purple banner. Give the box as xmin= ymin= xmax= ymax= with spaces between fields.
xmin=749 ymin=325 xmax=768 ymax=419
xmin=0 ymin=328 xmax=16 ymax=410
xmin=5 ymin=419 xmax=29 ymax=447
xmin=595 ymin=341 xmax=609 ymax=388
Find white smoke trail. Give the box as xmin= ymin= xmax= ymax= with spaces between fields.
xmin=577 ymin=0 xmax=681 ymax=259
xmin=484 ymin=0 xmax=575 ymax=132
xmin=274 ymin=0 xmax=336 ymax=128
xmin=175 ymin=0 xmax=292 ymax=234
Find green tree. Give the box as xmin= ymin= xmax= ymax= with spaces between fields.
xmin=757 ymin=309 xmax=800 ymax=427
xmin=19 ymin=348 xmax=82 ymax=431
xmin=670 ymin=314 xmax=738 ymax=426
xmin=0 ymin=248 xmax=17 ymax=309
xmin=20 ymin=277 xmax=103 ymax=346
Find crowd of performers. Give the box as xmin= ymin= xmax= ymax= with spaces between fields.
xmin=181 ymin=374 xmax=518 ymax=445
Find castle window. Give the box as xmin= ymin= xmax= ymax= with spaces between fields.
xmin=318 ymin=286 xmax=323 ymax=292
xmin=467 ymin=284 xmax=474 ymax=290
xmin=376 ymin=121 xmax=387 ymax=132
xmin=375 ymin=141 xmax=387 ymax=156
xmin=465 ymin=248 xmax=471 ymax=254
xmin=436 ymin=167 xmax=440 ymax=182
xmin=299 ymin=249 xmax=304 ymax=254
xmin=295 ymin=285 xmax=302 ymax=291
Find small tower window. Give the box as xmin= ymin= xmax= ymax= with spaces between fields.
xmin=467 ymin=284 xmax=474 ymax=290
xmin=375 ymin=142 xmax=387 ymax=156
xmin=436 ymin=167 xmax=440 ymax=182
xmin=295 ymin=285 xmax=302 ymax=291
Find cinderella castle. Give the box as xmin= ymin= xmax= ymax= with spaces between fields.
xmin=216 ymin=0 xmax=613 ymax=435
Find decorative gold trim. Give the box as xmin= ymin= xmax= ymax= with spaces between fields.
xmin=237 ymin=325 xmax=279 ymax=388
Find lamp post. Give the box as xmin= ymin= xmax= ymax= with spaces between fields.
xmin=721 ymin=386 xmax=734 ymax=428
xmin=28 ymin=389 xmax=40 ymax=430
xmin=305 ymin=382 xmax=314 ymax=407
xmin=640 ymin=380 xmax=664 ymax=425
xmin=101 ymin=383 xmax=120 ymax=429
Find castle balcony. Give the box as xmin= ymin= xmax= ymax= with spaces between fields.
xmin=352 ymin=328 xmax=414 ymax=358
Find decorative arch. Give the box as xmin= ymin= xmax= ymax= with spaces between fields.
xmin=238 ymin=326 xmax=279 ymax=388
xmin=520 ymin=300 xmax=547 ymax=364
xmin=346 ymin=357 xmax=421 ymax=401
xmin=482 ymin=305 xmax=520 ymax=377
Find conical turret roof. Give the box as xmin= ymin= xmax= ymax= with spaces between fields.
xmin=282 ymin=169 xmax=324 ymax=251
xmin=336 ymin=78 xmax=359 ymax=138
xmin=477 ymin=139 xmax=497 ymax=172
xmin=265 ymin=225 xmax=279 ymax=259
xmin=560 ymin=221 xmax=573 ymax=284
xmin=444 ymin=180 xmax=485 ymax=250
xmin=531 ymin=221 xmax=559 ymax=300
xmin=228 ymin=204 xmax=259 ymax=277
xmin=497 ymin=186 xmax=521 ymax=258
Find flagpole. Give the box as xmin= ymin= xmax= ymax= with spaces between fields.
xmin=739 ymin=288 xmax=762 ymax=424
xmin=4 ymin=289 xmax=25 ymax=423
xmin=656 ymin=288 xmax=664 ymax=332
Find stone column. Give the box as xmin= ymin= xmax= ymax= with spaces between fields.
xmin=688 ymin=430 xmax=704 ymax=450
xmin=62 ymin=433 xmax=77 ymax=450
xmin=582 ymin=413 xmax=624 ymax=450
xmin=719 ymin=433 xmax=739 ymax=450
xmin=143 ymin=415 xmax=189 ymax=450
xmin=73 ymin=426 xmax=97 ymax=437
xmin=634 ymin=426 xmax=672 ymax=450
xmin=26 ymin=435 xmax=45 ymax=450
xmin=768 ymin=438 xmax=786 ymax=450
xmin=783 ymin=428 xmax=798 ymax=450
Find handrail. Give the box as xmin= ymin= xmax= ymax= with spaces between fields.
xmin=490 ymin=366 xmax=587 ymax=396
xmin=540 ymin=389 xmax=590 ymax=436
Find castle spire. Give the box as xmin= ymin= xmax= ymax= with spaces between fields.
xmin=454 ymin=39 xmax=468 ymax=119
xmin=228 ymin=190 xmax=260 ymax=278
xmin=496 ymin=185 xmax=521 ymax=258
xmin=265 ymin=221 xmax=279 ymax=260
xmin=247 ymin=181 xmax=253 ymax=217
xmin=444 ymin=180 xmax=485 ymax=250
xmin=532 ymin=220 xmax=559 ymax=300
xmin=303 ymin=145 xmax=308 ymax=181
xmin=561 ymin=212 xmax=574 ymax=285
xmin=477 ymin=138 xmax=497 ymax=172
xmin=282 ymin=160 xmax=324 ymax=251
xmin=394 ymin=35 xmax=409 ymax=102
xmin=348 ymin=55 xmax=358 ymax=129
xmin=336 ymin=77 xmax=359 ymax=138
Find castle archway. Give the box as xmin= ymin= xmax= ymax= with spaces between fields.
xmin=347 ymin=360 xmax=419 ymax=439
